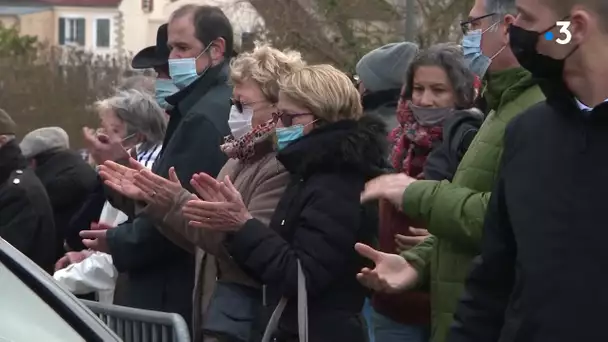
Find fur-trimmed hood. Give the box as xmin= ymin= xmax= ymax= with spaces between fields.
xmin=277 ymin=115 xmax=389 ymax=179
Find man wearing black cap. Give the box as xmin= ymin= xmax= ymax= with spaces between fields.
xmin=0 ymin=109 xmax=56 ymax=273
xmin=81 ymin=4 xmax=234 ymax=332
xmin=131 ymin=23 xmax=179 ymax=110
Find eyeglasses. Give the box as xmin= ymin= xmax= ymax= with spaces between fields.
xmin=121 ymin=133 xmax=137 ymax=143
xmin=231 ymin=98 xmax=265 ymax=113
xmin=272 ymin=110 xmax=312 ymax=127
xmin=460 ymin=13 xmax=496 ymax=35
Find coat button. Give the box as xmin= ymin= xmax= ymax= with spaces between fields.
xmin=16 ymin=170 xmax=22 ymax=174
xmin=281 ymin=220 xmax=285 ymax=225
xmin=13 ymin=178 xmax=20 ymax=184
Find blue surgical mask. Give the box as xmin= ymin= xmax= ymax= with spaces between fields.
xmin=168 ymin=44 xmax=211 ymax=89
xmin=155 ymin=79 xmax=179 ymax=109
xmin=461 ymin=23 xmax=504 ymax=78
xmin=275 ymin=125 xmax=304 ymax=150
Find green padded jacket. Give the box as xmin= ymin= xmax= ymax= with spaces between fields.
xmin=399 ymin=67 xmax=545 ymax=342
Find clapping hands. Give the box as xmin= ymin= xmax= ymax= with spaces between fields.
xmin=182 ymin=173 xmax=252 ymax=230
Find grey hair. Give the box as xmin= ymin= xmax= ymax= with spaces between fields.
xmin=95 ymin=89 xmax=167 ymax=146
xmin=485 ymin=0 xmax=517 ymax=20
xmin=117 ymin=75 xmax=155 ymax=94
xmin=402 ymin=43 xmax=476 ymax=109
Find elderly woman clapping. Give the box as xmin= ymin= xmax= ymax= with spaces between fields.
xmin=99 ymin=45 xmax=304 ymax=341
xmin=171 ymin=65 xmax=388 ymax=341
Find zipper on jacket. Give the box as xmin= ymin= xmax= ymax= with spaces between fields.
xmin=263 ymin=284 xmax=267 ymax=306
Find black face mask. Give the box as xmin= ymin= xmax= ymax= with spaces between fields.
xmin=509 ymin=21 xmax=578 ymax=80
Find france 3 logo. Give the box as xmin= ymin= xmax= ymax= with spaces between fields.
xmin=544 ymin=21 xmax=571 ymax=45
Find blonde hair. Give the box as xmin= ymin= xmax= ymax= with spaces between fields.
xmin=278 ymin=64 xmax=363 ymax=122
xmin=229 ymin=44 xmax=305 ymax=102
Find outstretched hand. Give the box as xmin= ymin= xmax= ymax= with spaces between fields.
xmin=360 ymin=173 xmax=417 ymax=208
xmin=98 ymin=158 xmax=145 ymax=200
xmin=133 ymin=166 xmax=183 ymax=209
xmin=355 ymin=243 xmax=418 ymax=293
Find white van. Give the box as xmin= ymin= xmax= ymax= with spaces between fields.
xmin=0 ymin=238 xmax=121 ymax=342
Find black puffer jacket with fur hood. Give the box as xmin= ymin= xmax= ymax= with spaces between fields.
xmin=224 ymin=115 xmax=387 ymax=342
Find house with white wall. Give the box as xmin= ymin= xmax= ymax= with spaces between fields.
xmin=119 ymin=0 xmax=263 ymax=55
xmin=0 ymin=0 xmax=262 ymax=56
xmin=0 ymin=0 xmax=121 ymax=55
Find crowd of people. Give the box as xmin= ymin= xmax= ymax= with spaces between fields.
xmin=1 ymin=0 xmax=607 ymax=340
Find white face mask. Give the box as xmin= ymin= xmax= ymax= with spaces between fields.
xmin=228 ymin=105 xmax=253 ymax=139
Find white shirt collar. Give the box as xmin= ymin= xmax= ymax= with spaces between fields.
xmin=575 ymin=98 xmax=608 ymax=111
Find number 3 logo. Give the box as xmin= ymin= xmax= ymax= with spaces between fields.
xmin=556 ymin=21 xmax=572 ymax=45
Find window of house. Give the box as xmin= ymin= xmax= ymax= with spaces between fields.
xmin=95 ymin=18 xmax=111 ymax=48
xmin=58 ymin=17 xmax=85 ymax=46
xmin=141 ymin=0 xmax=153 ymax=12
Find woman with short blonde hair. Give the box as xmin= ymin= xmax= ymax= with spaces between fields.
xmin=179 ymin=64 xmax=388 ymax=341
xmin=277 ymin=64 xmax=363 ymax=122
xmin=230 ymin=44 xmax=304 ymax=102
xmin=101 ymin=44 xmax=306 ymax=341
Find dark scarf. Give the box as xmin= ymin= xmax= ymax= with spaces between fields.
xmin=0 ymin=140 xmax=27 ymax=185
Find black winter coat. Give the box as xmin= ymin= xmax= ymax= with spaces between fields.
xmin=225 ymin=116 xmax=387 ymax=341
xmin=424 ymin=108 xmax=484 ymax=181
xmin=0 ymin=142 xmax=56 ymax=273
xmin=32 ymin=149 xmax=98 ymax=257
xmin=448 ymin=82 xmax=608 ymax=342
xmin=105 ymin=62 xmax=232 ymax=329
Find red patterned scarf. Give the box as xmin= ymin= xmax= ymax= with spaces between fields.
xmin=388 ymin=75 xmax=482 ymax=177
xmin=221 ymin=119 xmax=276 ymax=161
xmin=388 ymin=91 xmax=443 ymax=178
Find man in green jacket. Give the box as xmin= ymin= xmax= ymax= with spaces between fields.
xmin=355 ymin=0 xmax=545 ymax=341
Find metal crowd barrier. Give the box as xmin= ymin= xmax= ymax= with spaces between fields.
xmin=82 ymin=300 xmax=191 ymax=342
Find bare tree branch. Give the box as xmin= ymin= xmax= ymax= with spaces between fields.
xmin=225 ymin=0 xmax=474 ymax=68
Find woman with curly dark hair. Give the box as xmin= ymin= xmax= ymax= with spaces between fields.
xmin=368 ymin=43 xmax=482 ymax=342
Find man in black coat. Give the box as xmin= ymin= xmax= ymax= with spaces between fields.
xmin=448 ymin=0 xmax=608 ymax=341
xmin=0 ymin=109 xmax=56 ymax=273
xmin=80 ymin=5 xmax=233 ymax=330
xmin=20 ymin=126 xmax=98 ymax=259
